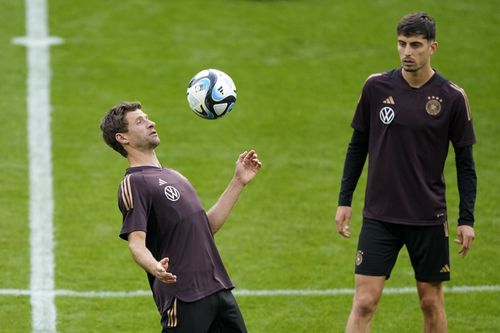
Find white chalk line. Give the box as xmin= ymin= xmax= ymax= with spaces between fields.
xmin=11 ymin=0 xmax=63 ymax=332
xmin=1 ymin=285 xmax=499 ymax=298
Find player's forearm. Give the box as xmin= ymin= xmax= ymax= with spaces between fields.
xmin=455 ymin=145 xmax=477 ymax=226
xmin=207 ymin=177 xmax=245 ymax=233
xmin=129 ymin=241 xmax=159 ymax=275
xmin=338 ymin=129 xmax=368 ymax=206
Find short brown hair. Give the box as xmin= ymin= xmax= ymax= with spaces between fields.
xmin=100 ymin=101 xmax=142 ymax=157
xmin=397 ymin=12 xmax=436 ymax=40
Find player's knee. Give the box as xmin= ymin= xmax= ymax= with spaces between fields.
xmin=419 ymin=294 xmax=444 ymax=315
xmin=353 ymin=293 xmax=379 ymax=317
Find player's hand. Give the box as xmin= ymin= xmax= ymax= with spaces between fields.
xmin=454 ymin=225 xmax=475 ymax=257
xmin=234 ymin=150 xmax=262 ymax=186
xmin=335 ymin=206 xmax=352 ymax=238
xmin=155 ymin=257 xmax=177 ymax=284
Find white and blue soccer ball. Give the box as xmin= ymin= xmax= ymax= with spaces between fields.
xmin=186 ymin=69 xmax=237 ymax=119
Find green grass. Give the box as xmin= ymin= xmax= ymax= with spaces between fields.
xmin=1 ymin=0 xmax=499 ymax=332
xmin=0 ymin=0 xmax=29 ymax=290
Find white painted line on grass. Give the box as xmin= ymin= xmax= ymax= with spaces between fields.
xmin=1 ymin=285 xmax=499 ymax=298
xmin=239 ymin=285 xmax=500 ymax=296
xmin=12 ymin=0 xmax=63 ymax=332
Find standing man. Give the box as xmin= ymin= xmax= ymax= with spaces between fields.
xmin=100 ymin=101 xmax=262 ymax=332
xmin=335 ymin=12 xmax=477 ymax=333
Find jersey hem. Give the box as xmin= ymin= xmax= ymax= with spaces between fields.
xmin=363 ymin=214 xmax=447 ymax=226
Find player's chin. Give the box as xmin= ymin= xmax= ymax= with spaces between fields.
xmin=402 ymin=66 xmax=416 ymax=72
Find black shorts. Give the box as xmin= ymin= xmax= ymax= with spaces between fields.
xmin=355 ymin=219 xmax=450 ymax=282
xmin=161 ymin=289 xmax=247 ymax=333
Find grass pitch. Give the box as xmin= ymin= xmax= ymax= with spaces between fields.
xmin=1 ymin=0 xmax=499 ymax=332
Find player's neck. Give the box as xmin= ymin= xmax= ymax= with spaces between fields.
xmin=127 ymin=149 xmax=162 ymax=168
xmin=402 ymin=66 xmax=435 ymax=88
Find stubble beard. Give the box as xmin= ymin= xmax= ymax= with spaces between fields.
xmin=150 ymin=137 xmax=160 ymax=149
xmin=402 ymin=61 xmax=424 ymax=74
xmin=403 ymin=66 xmax=417 ymax=73
xmin=138 ymin=136 xmax=160 ymax=151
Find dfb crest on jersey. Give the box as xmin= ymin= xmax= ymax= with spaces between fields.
xmin=426 ymin=96 xmax=443 ymax=116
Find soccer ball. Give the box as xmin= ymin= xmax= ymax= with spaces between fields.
xmin=186 ymin=69 xmax=237 ymax=119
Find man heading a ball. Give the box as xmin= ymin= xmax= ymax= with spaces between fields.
xmin=100 ymin=101 xmax=261 ymax=332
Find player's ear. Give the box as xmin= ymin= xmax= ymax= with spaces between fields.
xmin=430 ymin=40 xmax=438 ymax=55
xmin=115 ymin=132 xmax=129 ymax=145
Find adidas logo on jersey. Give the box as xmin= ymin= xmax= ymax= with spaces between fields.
xmin=383 ymin=96 xmax=395 ymax=104
xmin=159 ymin=178 xmax=168 ymax=186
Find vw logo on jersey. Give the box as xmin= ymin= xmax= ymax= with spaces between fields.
xmin=379 ymin=106 xmax=395 ymax=124
xmin=164 ymin=186 xmax=180 ymax=202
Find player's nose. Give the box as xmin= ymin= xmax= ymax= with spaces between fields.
xmin=147 ymin=119 xmax=156 ymax=127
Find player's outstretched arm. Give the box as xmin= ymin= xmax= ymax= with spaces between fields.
xmin=207 ymin=150 xmax=262 ymax=234
xmin=128 ymin=231 xmax=177 ymax=284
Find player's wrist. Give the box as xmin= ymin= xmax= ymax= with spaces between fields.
xmin=457 ymin=218 xmax=474 ymax=227
xmin=231 ymin=177 xmax=247 ymax=188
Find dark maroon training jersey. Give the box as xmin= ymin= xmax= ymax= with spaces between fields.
xmin=352 ymin=68 xmax=476 ymax=225
xmin=117 ymin=166 xmax=233 ymax=314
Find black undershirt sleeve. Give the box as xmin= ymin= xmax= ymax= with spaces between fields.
xmin=338 ymin=129 xmax=369 ymax=206
xmin=454 ymin=145 xmax=477 ymax=227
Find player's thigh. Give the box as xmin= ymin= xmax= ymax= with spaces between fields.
xmin=355 ymin=219 xmax=404 ymax=278
xmin=162 ymin=296 xmax=217 ymax=333
xmin=353 ymin=274 xmax=386 ymax=307
xmin=405 ymin=222 xmax=450 ymax=282
xmin=416 ymin=280 xmax=445 ymax=309
xmin=208 ymin=290 xmax=247 ymax=333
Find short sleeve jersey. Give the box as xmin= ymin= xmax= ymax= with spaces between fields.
xmin=118 ymin=166 xmax=233 ymax=314
xmin=352 ymin=68 xmax=476 ymax=225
